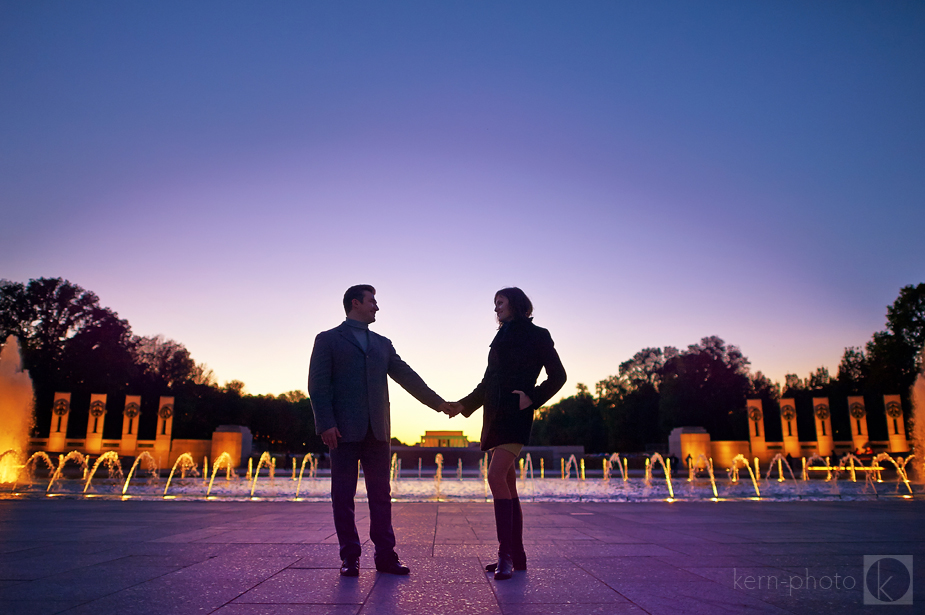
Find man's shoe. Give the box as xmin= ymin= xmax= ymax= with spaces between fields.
xmin=493 ymin=554 xmax=514 ymax=581
xmin=375 ymin=552 xmax=410 ymax=575
xmin=340 ymin=557 xmax=360 ymax=577
xmin=485 ymin=552 xmax=527 ymax=572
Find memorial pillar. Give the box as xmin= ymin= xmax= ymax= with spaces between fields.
xmin=883 ymin=394 xmax=910 ymax=453
xmin=85 ymin=394 xmax=107 ymax=454
xmin=120 ymin=395 xmax=141 ymax=457
xmin=779 ymin=398 xmax=801 ymax=458
xmin=847 ymin=396 xmax=868 ymax=453
xmin=47 ymin=392 xmax=71 ymax=452
xmin=746 ymin=399 xmax=767 ymax=459
xmin=154 ymin=396 xmax=175 ymax=467
xmin=812 ymin=397 xmax=833 ymax=456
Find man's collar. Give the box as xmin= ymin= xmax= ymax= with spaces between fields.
xmin=344 ymin=318 xmax=369 ymax=330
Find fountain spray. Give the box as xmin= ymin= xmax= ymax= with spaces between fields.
xmin=911 ymin=346 xmax=925 ymax=481
xmin=0 ymin=336 xmax=34 ymax=482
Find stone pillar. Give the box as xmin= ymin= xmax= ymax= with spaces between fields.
xmin=746 ymin=399 xmax=767 ymax=459
xmin=779 ymin=398 xmax=801 ymax=458
xmin=812 ymin=397 xmax=833 ymax=456
xmin=883 ymin=394 xmax=910 ymax=453
xmin=120 ymin=395 xmax=141 ymax=457
xmin=85 ymin=394 xmax=107 ymax=454
xmin=47 ymin=392 xmax=71 ymax=452
xmin=154 ymin=396 xmax=175 ymax=467
xmin=847 ymin=396 xmax=868 ymax=453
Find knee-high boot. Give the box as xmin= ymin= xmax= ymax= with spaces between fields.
xmin=511 ymin=497 xmax=526 ymax=570
xmin=492 ymin=498 xmax=514 ymax=580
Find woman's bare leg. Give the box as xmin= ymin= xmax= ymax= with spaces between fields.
xmin=487 ymin=448 xmax=518 ymax=499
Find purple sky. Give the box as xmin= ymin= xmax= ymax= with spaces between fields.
xmin=2 ymin=2 xmax=924 ymax=444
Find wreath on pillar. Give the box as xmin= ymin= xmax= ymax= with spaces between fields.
xmin=849 ymin=403 xmax=866 ymax=419
xmin=123 ymin=403 xmax=140 ymax=418
xmin=814 ymin=404 xmax=829 ymax=420
xmin=748 ymin=407 xmax=762 ymax=422
xmin=885 ymin=401 xmax=902 ymax=418
xmin=780 ymin=405 xmax=796 ymax=421
xmin=89 ymin=401 xmax=106 ymax=417
xmin=158 ymin=404 xmax=174 ymax=419
xmin=52 ymin=399 xmax=69 ymax=415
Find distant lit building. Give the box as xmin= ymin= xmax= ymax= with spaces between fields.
xmin=419 ymin=430 xmax=468 ymax=448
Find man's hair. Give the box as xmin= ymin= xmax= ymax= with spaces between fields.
xmin=343 ymin=284 xmax=376 ymax=314
xmin=495 ymin=287 xmax=533 ymax=322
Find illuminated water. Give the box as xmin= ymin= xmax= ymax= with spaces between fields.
xmin=0 ymin=336 xmax=33 ymax=482
xmin=4 ymin=450 xmax=920 ymax=502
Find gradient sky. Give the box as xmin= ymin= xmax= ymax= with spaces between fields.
xmin=2 ymin=1 xmax=924 ymax=445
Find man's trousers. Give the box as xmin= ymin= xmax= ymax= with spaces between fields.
xmin=329 ymin=428 xmax=395 ymax=560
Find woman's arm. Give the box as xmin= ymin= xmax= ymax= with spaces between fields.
xmin=527 ymin=332 xmax=567 ymax=409
xmin=458 ymin=366 xmax=489 ymax=417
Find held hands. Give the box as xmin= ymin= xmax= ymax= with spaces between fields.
xmin=512 ymin=390 xmax=533 ymax=410
xmin=321 ymin=426 xmax=341 ymax=449
xmin=439 ymin=401 xmax=464 ymax=417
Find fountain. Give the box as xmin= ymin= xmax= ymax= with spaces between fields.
xmin=0 ymin=449 xmax=19 ymax=480
xmin=12 ymin=451 xmax=55 ymax=489
xmin=521 ymin=453 xmax=534 ymax=481
xmin=803 ymin=453 xmax=831 ymax=480
xmin=434 ymin=454 xmax=444 ymax=498
xmin=562 ymin=454 xmax=579 ymax=480
xmin=686 ymin=454 xmax=718 ymax=498
xmin=164 ymin=453 xmax=198 ymax=496
xmin=644 ymin=452 xmax=674 ymax=499
xmin=729 ymin=454 xmax=761 ymax=497
xmin=2 ymin=444 xmax=919 ymax=502
xmin=83 ymin=451 xmax=124 ymax=493
xmin=912 ymin=347 xmax=925 ymax=481
xmin=295 ymin=453 xmax=318 ymax=497
xmin=0 ymin=446 xmax=917 ymax=501
xmin=0 ymin=336 xmax=34 ymax=483
xmin=765 ymin=453 xmax=798 ymax=483
xmin=47 ymin=451 xmax=88 ymax=492
xmin=389 ymin=453 xmax=399 ymax=482
xmin=434 ymin=453 xmax=444 ymax=483
xmin=296 ymin=453 xmax=317 ymax=496
xmin=122 ymin=452 xmax=157 ymax=495
xmin=870 ymin=452 xmax=914 ymax=495
xmin=603 ymin=453 xmax=628 ymax=482
xmin=206 ymin=452 xmax=235 ymax=496
xmin=249 ymin=452 xmax=273 ymax=497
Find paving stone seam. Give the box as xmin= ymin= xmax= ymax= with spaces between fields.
xmin=564 ymin=554 xmax=655 ymax=614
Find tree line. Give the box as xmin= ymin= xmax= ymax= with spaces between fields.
xmin=0 ymin=278 xmax=322 ymax=452
xmin=531 ymin=284 xmax=924 ymax=453
xmin=1 ymin=278 xmax=922 ymax=454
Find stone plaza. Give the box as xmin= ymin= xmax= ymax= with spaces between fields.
xmin=0 ymin=498 xmax=920 ymax=614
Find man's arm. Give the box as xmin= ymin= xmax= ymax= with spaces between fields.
xmin=386 ymin=343 xmax=445 ymax=410
xmin=308 ymin=332 xmax=338 ymax=436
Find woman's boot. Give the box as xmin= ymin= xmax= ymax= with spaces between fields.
xmin=511 ymin=497 xmax=527 ymax=570
xmin=492 ymin=498 xmax=514 ymax=580
xmin=486 ymin=497 xmax=527 ymax=573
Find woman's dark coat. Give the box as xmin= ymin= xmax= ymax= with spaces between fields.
xmin=459 ymin=318 xmax=567 ymax=451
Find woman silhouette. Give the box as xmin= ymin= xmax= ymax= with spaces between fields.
xmin=448 ymin=287 xmax=566 ymax=580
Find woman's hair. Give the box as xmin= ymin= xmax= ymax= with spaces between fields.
xmin=495 ymin=287 xmax=533 ymax=322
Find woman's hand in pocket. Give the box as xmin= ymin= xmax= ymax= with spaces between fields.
xmin=512 ymin=390 xmax=532 ymax=410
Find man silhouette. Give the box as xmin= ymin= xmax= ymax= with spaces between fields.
xmin=309 ymin=284 xmax=450 ymax=576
